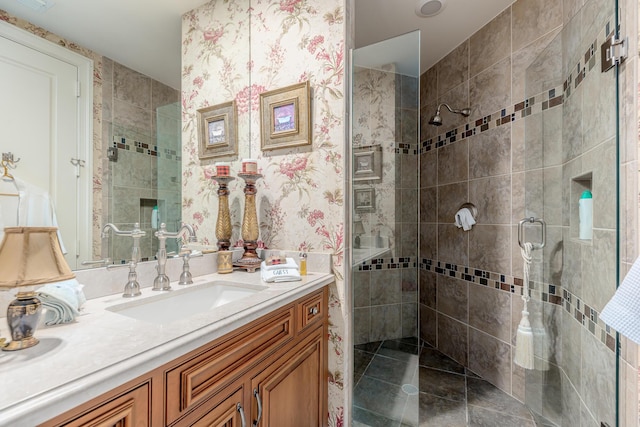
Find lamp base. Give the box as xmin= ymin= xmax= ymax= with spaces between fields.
xmin=3 ymin=336 xmax=38 ymax=351
xmin=3 ymin=291 xmax=41 ymax=352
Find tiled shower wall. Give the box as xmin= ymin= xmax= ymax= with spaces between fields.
xmin=419 ymin=0 xmax=639 ymax=425
xmin=102 ymin=59 xmax=181 ymax=262
xmin=352 ymin=66 xmax=419 ymax=345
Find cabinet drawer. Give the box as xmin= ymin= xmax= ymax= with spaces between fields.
xmin=41 ymin=381 xmax=151 ymax=427
xmin=297 ymin=288 xmax=326 ymax=333
xmin=165 ymin=306 xmax=294 ymax=424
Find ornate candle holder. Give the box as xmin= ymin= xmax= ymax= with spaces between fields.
xmin=236 ymin=173 xmax=263 ymax=272
xmin=211 ymin=175 xmax=235 ymax=251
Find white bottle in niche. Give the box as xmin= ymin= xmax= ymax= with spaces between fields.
xmin=151 ymin=205 xmax=159 ymax=229
xmin=579 ymin=190 xmax=593 ymax=240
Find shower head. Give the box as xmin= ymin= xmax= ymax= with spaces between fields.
xmin=428 ymin=103 xmax=471 ymax=126
xmin=428 ymin=112 xmax=443 ymax=126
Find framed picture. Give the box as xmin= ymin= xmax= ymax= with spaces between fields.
xmin=353 ymin=145 xmax=382 ymax=182
xmin=354 ymin=188 xmax=375 ymax=212
xmin=197 ymin=100 xmax=237 ymax=160
xmin=260 ymin=81 xmax=311 ymax=151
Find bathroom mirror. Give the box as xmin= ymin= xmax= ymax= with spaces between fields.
xmin=0 ymin=0 xmax=251 ymax=269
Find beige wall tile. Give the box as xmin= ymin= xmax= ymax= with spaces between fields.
xmin=468 ymin=283 xmax=511 ymax=342
xmin=470 ymin=7 xmax=511 ymax=78
xmin=438 ymin=313 xmax=469 ymax=366
xmin=437 ymin=140 xmax=468 ymax=185
xmin=512 ymin=0 xmax=563 ymax=52
xmin=437 ymin=275 xmax=469 ymax=323
xmin=469 ymin=124 xmax=511 ymax=179
xmin=469 ymin=57 xmax=511 ymax=119
xmin=437 ymin=182 xmax=468 ymax=223
xmin=436 ymin=41 xmax=469 ymax=96
xmin=469 ymin=175 xmax=512 ymax=225
xmin=468 ymin=328 xmax=512 ymax=394
xmin=469 ymin=225 xmax=512 ymax=274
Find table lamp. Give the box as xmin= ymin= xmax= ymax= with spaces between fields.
xmin=0 ymin=227 xmax=75 ymax=351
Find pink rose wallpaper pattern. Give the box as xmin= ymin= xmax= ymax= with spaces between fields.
xmin=181 ymin=0 xmax=346 ymax=424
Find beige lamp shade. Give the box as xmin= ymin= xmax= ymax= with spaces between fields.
xmin=0 ymin=227 xmax=74 ymax=289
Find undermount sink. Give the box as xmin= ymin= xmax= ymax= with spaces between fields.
xmin=106 ymin=281 xmax=268 ymax=325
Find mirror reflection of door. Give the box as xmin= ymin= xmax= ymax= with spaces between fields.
xmin=0 ymin=24 xmax=92 ymax=269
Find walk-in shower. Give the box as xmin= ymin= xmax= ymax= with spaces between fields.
xmin=427 ymin=103 xmax=470 ymax=126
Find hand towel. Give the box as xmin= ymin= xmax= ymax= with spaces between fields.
xmin=36 ymin=279 xmax=86 ymax=326
xmin=454 ymin=208 xmax=476 ymax=231
xmin=601 ymin=256 xmax=640 ymax=343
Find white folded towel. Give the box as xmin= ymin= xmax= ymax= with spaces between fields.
xmin=454 ymin=207 xmax=476 ymax=231
xmin=601 ymin=256 xmax=640 ymax=343
xmin=36 ymin=279 xmax=86 ymax=326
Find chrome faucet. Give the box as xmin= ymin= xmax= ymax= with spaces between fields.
xmin=153 ymin=222 xmax=197 ymax=291
xmin=101 ymin=223 xmax=146 ymax=297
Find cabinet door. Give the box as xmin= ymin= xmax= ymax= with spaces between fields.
xmin=250 ymin=328 xmax=325 ymax=427
xmin=54 ymin=382 xmax=150 ymax=427
xmin=190 ymin=387 xmax=248 ymax=427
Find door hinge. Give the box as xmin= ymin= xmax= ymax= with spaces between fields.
xmin=601 ymin=33 xmax=627 ymax=72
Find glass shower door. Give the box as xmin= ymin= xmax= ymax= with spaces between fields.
xmin=351 ymin=30 xmax=420 ymax=426
xmin=522 ymin=0 xmax=619 ymax=425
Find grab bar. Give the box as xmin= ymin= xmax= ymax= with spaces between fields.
xmin=518 ymin=217 xmax=546 ymax=250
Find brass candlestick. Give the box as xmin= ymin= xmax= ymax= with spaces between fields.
xmin=237 ymin=173 xmax=262 ymax=272
xmin=211 ymin=175 xmax=235 ymax=251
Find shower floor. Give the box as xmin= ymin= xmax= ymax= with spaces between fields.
xmin=353 ymin=338 xmax=536 ymax=426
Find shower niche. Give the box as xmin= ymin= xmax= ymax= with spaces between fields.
xmin=571 ymin=172 xmax=593 ymax=242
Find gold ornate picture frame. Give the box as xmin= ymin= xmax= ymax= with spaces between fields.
xmin=260 ymin=81 xmax=311 ymax=151
xmin=197 ymin=100 xmax=237 ymax=160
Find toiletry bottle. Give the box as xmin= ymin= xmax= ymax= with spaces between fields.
xmin=579 ymin=190 xmax=593 ymax=240
xmin=151 ymin=205 xmax=159 ymax=229
xmin=299 ymin=252 xmax=307 ymax=276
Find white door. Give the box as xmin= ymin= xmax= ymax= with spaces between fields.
xmin=0 ymin=27 xmax=89 ymax=269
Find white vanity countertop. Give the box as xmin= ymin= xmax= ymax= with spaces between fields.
xmin=0 ymin=269 xmax=334 ymax=426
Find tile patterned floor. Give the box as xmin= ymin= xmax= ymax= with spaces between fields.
xmin=353 ymin=338 xmax=537 ymax=426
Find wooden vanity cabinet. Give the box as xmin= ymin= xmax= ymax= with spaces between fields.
xmin=175 ymin=287 xmax=328 ymax=427
xmin=40 ymin=286 xmax=328 ymax=427
xmin=40 ymin=378 xmax=156 ymax=427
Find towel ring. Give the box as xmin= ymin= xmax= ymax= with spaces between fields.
xmin=518 ymin=217 xmax=546 ymax=250
xmin=458 ymin=203 xmax=477 ymax=222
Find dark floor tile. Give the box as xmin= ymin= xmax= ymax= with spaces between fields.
xmin=379 ymin=339 xmax=421 ymax=363
xmin=353 ymin=405 xmax=401 ymax=427
xmin=466 ymin=377 xmax=532 ymax=420
xmin=396 ymin=336 xmax=420 ymax=346
xmin=468 ymin=406 xmax=536 ymax=427
xmin=353 ymin=375 xmax=409 ymax=421
xmin=354 ymin=371 xmax=363 ymax=387
xmin=356 ymin=341 xmax=383 ymax=353
xmin=419 ymin=347 xmax=465 ymax=375
xmin=403 ymin=393 xmax=467 ymax=427
xmin=355 ymin=348 xmax=376 ymax=375
xmin=418 ymin=367 xmax=466 ymax=401
xmin=364 ymin=355 xmax=416 ymax=386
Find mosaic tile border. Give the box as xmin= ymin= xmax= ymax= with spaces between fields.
xmin=354 ymin=255 xmax=616 ymax=352
xmin=420 ymin=84 xmax=564 ymax=154
xmin=420 ymin=18 xmax=612 ymax=154
xmin=112 ymin=136 xmax=182 ymax=161
xmin=416 ymin=258 xmax=616 ymax=353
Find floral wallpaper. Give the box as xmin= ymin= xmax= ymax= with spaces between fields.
xmin=352 ymin=66 xmax=398 ymax=253
xmin=181 ymin=0 xmax=347 ymax=424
